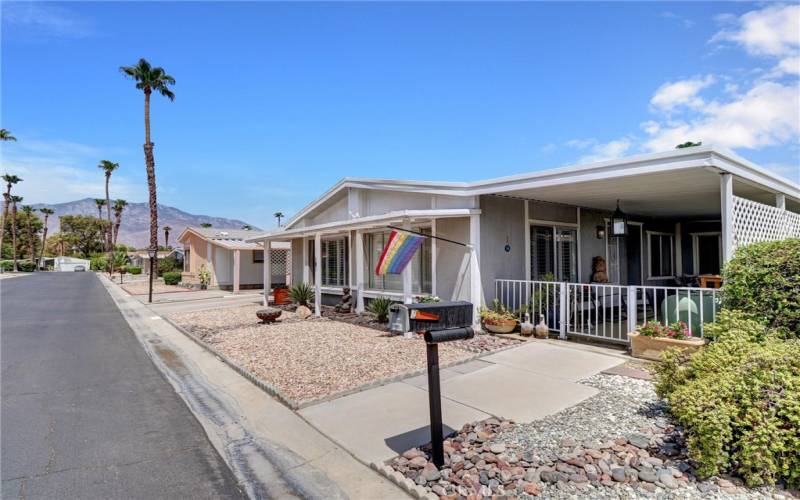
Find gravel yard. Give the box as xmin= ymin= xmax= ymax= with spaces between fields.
xmin=121 ymin=280 xmax=188 ymax=295
xmin=387 ymin=373 xmax=795 ymax=499
xmin=166 ymin=304 xmax=518 ymax=404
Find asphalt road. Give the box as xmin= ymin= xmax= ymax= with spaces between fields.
xmin=1 ymin=273 xmax=246 ymax=499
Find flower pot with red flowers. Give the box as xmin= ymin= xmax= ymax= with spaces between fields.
xmin=628 ymin=321 xmax=706 ymax=361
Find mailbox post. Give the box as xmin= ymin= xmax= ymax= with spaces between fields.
xmin=424 ymin=326 xmax=474 ymax=468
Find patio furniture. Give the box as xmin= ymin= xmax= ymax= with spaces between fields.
xmin=699 ymin=275 xmax=722 ymax=288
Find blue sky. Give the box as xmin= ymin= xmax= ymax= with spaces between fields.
xmin=2 ymin=1 xmax=799 ymax=228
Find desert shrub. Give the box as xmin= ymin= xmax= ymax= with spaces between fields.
xmin=162 ymin=271 xmax=182 ymax=285
xmin=368 ymin=296 xmax=394 ymax=323
xmin=723 ymin=238 xmax=800 ymax=336
xmin=90 ymin=255 xmax=108 ymax=272
xmin=1 ymin=260 xmax=35 ymax=271
xmin=128 ymin=266 xmax=142 ymax=275
xmin=157 ymin=256 xmax=179 ymax=276
xmin=655 ymin=310 xmax=800 ymax=487
xmin=289 ymin=282 xmax=314 ymax=306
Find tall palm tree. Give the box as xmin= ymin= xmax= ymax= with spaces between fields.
xmin=21 ymin=205 xmax=36 ymax=269
xmin=0 ymin=129 xmax=16 ymax=141
xmin=120 ymin=58 xmax=175 ymax=302
xmin=274 ymin=211 xmax=284 ymax=227
xmin=1 ymin=174 xmax=22 ymax=254
xmin=112 ymin=199 xmax=128 ymax=246
xmin=163 ymin=225 xmax=171 ymax=249
xmin=38 ymin=208 xmax=54 ymax=269
xmin=98 ymin=160 xmax=119 ymax=248
xmin=94 ymin=198 xmax=106 ymax=219
xmin=9 ymin=195 xmax=22 ymax=271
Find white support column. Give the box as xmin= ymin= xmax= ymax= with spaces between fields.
xmin=206 ymin=241 xmax=215 ymax=286
xmin=263 ymin=241 xmax=271 ymax=306
xmin=355 ymin=230 xmax=365 ymax=313
xmin=402 ymin=221 xmax=413 ymax=304
xmin=469 ymin=213 xmax=482 ymax=327
xmin=675 ymin=222 xmax=682 ymax=277
xmin=576 ymin=206 xmax=582 ymax=283
xmin=720 ymin=173 xmax=734 ymax=264
xmin=302 ymin=237 xmax=310 ymax=284
xmin=776 ymin=193 xmax=786 ymax=210
xmin=314 ymin=232 xmax=322 ymax=317
xmin=348 ymin=230 xmax=355 ymax=290
xmin=233 ymin=249 xmax=241 ymax=294
xmin=431 ymin=219 xmax=438 ymax=297
xmin=558 ymin=285 xmax=567 ymax=339
xmin=524 ymin=200 xmax=531 ymax=281
xmin=627 ymin=286 xmax=638 ymax=334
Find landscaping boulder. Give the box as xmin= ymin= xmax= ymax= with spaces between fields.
xmin=295 ymin=305 xmax=312 ymax=319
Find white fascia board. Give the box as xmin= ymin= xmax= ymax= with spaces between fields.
xmin=250 ymin=208 xmax=481 ymax=241
xmin=709 ymin=150 xmax=800 ymax=201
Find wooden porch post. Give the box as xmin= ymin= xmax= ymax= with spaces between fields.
xmin=720 ymin=173 xmax=734 ymax=264
xmin=233 ymin=249 xmax=241 ymax=294
xmin=314 ymin=232 xmax=322 ymax=317
xmin=355 ymin=230 xmax=365 ymax=313
xmin=263 ymin=242 xmax=271 ymax=306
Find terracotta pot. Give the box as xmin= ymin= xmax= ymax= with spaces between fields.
xmin=273 ymin=287 xmax=290 ymax=305
xmin=628 ymin=332 xmax=706 ymax=361
xmin=484 ymin=318 xmax=517 ymax=334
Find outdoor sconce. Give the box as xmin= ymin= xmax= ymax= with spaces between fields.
xmin=148 ymin=247 xmax=158 ymax=259
xmin=595 ymin=225 xmax=605 ymax=239
xmin=611 ymin=200 xmax=628 ymax=237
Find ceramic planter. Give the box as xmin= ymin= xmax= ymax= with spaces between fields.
xmin=484 ymin=318 xmax=517 ymax=334
xmin=628 ymin=332 xmax=706 ymax=361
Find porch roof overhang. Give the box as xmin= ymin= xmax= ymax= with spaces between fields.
xmin=247 ymin=208 xmax=481 ymax=242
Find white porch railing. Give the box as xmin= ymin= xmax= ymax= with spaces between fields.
xmin=495 ymin=279 xmax=722 ymax=344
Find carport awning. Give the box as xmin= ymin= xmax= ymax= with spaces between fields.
xmin=247 ymin=208 xmax=481 ymax=242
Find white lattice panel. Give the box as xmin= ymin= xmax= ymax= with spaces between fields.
xmin=270 ymin=249 xmax=290 ymax=284
xmin=732 ymin=196 xmax=800 ymax=248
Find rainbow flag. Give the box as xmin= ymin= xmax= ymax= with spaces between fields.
xmin=375 ymin=229 xmax=426 ymax=275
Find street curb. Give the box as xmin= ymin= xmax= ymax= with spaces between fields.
xmin=369 ymin=462 xmax=438 ymax=500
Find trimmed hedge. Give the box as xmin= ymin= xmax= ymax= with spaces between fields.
xmin=655 ymin=310 xmax=800 ymax=487
xmin=723 ymin=238 xmax=800 ymax=336
xmin=128 ymin=266 xmax=142 ymax=275
xmin=162 ymin=271 xmax=182 ymax=285
xmin=0 ymin=260 xmax=36 ymax=272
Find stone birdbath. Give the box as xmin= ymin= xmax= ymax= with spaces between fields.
xmin=256 ymin=307 xmax=282 ymax=324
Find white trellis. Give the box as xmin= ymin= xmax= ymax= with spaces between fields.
xmin=270 ymin=249 xmax=291 ymax=285
xmin=732 ymin=196 xmax=800 ymax=248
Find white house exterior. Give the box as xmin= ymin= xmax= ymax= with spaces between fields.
xmin=54 ymin=257 xmax=90 ymax=272
xmin=248 ymin=146 xmax=800 ymax=338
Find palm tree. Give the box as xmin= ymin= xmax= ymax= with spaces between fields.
xmin=98 ymin=160 xmax=119 ymax=274
xmin=21 ymin=205 xmax=36 ymax=269
xmin=274 ymin=211 xmax=284 ymax=227
xmin=120 ymin=58 xmax=175 ymax=303
xmin=0 ymin=129 xmax=16 ymax=141
xmin=94 ymin=198 xmax=107 ymax=219
xmin=112 ymin=199 xmax=128 ymax=246
xmin=200 ymin=222 xmax=212 ymax=228
xmin=163 ymin=225 xmax=171 ymax=249
xmin=9 ymin=195 xmax=22 ymax=271
xmin=1 ymin=174 xmax=22 ymax=254
xmin=38 ymin=208 xmax=54 ymax=268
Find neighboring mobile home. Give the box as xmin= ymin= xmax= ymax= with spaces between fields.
xmin=178 ymin=227 xmax=290 ymax=292
xmin=247 ymin=146 xmax=800 ymax=341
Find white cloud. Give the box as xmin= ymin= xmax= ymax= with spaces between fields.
xmin=650 ymin=75 xmax=715 ymax=112
xmin=661 ymin=11 xmax=695 ymax=29
xmin=1 ymin=2 xmax=94 ymax=38
xmin=565 ymin=137 xmax=633 ymax=163
xmin=643 ymin=81 xmax=800 ymax=152
xmin=762 ymin=162 xmax=800 ymax=183
xmin=0 ymin=138 xmax=144 ymax=204
xmin=711 ymin=4 xmax=800 ymax=57
xmin=776 ymin=55 xmax=800 ymax=76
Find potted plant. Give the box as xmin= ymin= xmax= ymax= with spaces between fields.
xmin=628 ymin=321 xmax=706 ymax=361
xmin=480 ymin=299 xmax=517 ymax=334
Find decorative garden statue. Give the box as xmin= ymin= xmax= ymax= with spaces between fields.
xmin=335 ymin=287 xmax=353 ymax=313
xmin=520 ymin=312 xmax=534 ymax=336
xmin=535 ymin=314 xmax=549 ymax=339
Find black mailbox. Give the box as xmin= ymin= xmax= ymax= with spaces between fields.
xmin=424 ymin=327 xmax=474 ymax=344
xmin=408 ymin=301 xmax=473 ymax=333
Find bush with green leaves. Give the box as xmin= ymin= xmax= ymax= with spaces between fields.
xmin=723 ymin=238 xmax=800 ymax=336
xmin=655 ymin=310 xmax=800 ymax=487
xmin=162 ymin=271 xmax=182 ymax=285
xmin=128 ymin=266 xmax=142 ymax=275
xmin=157 ymin=255 xmax=179 ymax=276
xmin=1 ymin=259 xmax=36 ymax=272
xmin=289 ymin=282 xmax=314 ymax=306
xmin=90 ymin=255 xmax=108 ymax=272
xmin=368 ymin=296 xmax=394 ymax=323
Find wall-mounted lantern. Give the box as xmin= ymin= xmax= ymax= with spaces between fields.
xmin=611 ymin=200 xmax=628 ymax=237
xmin=595 ymin=225 xmax=605 ymax=239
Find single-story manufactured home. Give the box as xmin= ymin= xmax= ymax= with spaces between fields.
xmin=248 ymin=146 xmax=799 ymax=342
xmin=178 ymin=227 xmax=290 ymax=293
xmin=127 ymin=248 xmax=184 ymax=271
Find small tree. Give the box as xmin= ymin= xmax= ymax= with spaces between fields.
xmin=675 ymin=141 xmax=702 ymax=149
xmin=200 ymin=222 xmax=212 ymax=228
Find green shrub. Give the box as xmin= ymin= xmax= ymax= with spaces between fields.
xmin=655 ymin=310 xmax=800 ymax=487
xmin=162 ymin=271 xmax=182 ymax=285
xmin=1 ymin=260 xmax=36 ymax=272
xmin=157 ymin=256 xmax=179 ymax=276
xmin=128 ymin=266 xmax=142 ymax=275
xmin=368 ymin=296 xmax=394 ymax=323
xmin=723 ymin=238 xmax=800 ymax=336
xmin=289 ymin=282 xmax=314 ymax=306
xmin=90 ymin=255 xmax=108 ymax=272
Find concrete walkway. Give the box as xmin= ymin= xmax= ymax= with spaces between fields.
xmin=300 ymin=341 xmax=624 ymax=465
xmin=100 ymin=275 xmax=408 ymax=499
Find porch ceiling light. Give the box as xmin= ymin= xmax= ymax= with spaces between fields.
xmin=611 ymin=200 xmax=628 ymax=237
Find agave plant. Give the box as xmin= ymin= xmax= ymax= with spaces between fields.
xmin=368 ymin=296 xmax=394 ymax=323
xmin=289 ymin=282 xmax=314 ymax=306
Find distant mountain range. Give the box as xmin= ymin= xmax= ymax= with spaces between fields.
xmin=31 ymin=198 xmax=259 ymax=249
